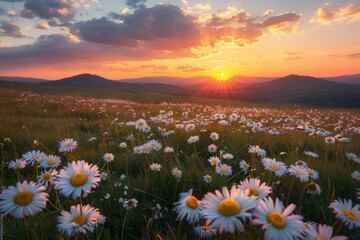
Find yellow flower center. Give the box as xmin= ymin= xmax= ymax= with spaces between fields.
xmin=357 ymin=174 xmax=360 ymax=179
xmin=66 ymin=142 xmax=72 ymax=147
xmin=307 ymin=169 xmax=314 ymax=175
xmin=47 ymin=159 xmax=56 ymax=165
xmin=13 ymin=191 xmax=34 ymax=206
xmin=221 ymin=168 xmax=228 ymax=173
xmin=296 ymin=170 xmax=303 ymax=176
xmin=185 ymin=196 xmax=198 ymax=209
xmin=316 ymin=238 xmax=325 ymax=240
xmin=244 ymin=163 xmax=249 ymax=169
xmin=32 ymin=155 xmax=40 ymax=160
xmin=267 ymin=212 xmax=287 ymax=229
xmin=15 ymin=163 xmax=21 ymax=167
xmin=201 ymin=226 xmax=209 ymax=231
xmin=70 ymin=173 xmax=88 ymax=186
xmin=218 ymin=199 xmax=241 ymax=216
xmin=248 ymin=188 xmax=259 ymax=197
xmin=254 ymin=149 xmax=260 ymax=153
xmin=43 ymin=173 xmax=52 ymax=180
xmin=343 ymin=209 xmax=358 ymax=221
xmin=71 ymin=215 xmax=87 ymax=226
xmin=270 ymin=164 xmax=279 ymax=171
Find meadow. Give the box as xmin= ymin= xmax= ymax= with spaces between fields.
xmin=0 ymin=87 xmax=360 ymax=239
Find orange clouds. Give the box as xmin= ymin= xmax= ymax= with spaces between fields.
xmin=312 ymin=3 xmax=360 ymax=25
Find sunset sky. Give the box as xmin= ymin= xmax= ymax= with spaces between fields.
xmin=0 ymin=0 xmax=359 ymax=80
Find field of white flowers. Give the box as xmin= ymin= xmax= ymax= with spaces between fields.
xmin=0 ymin=89 xmax=359 ymax=239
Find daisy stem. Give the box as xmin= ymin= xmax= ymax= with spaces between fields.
xmin=298 ymin=183 xmax=310 ymax=214
xmin=267 ymin=171 xmax=273 ymax=186
xmin=79 ymin=196 xmax=83 ymax=216
xmin=17 ymin=169 xmax=20 ymax=182
xmin=22 ymin=217 xmax=31 ymax=240
xmin=38 ymin=142 xmax=51 ymax=155
xmin=334 ymin=221 xmax=344 ymax=236
xmin=121 ymin=210 xmax=129 ymax=240
xmin=34 ymin=161 xmax=38 ymax=181
xmin=55 ymin=190 xmax=62 ymax=211
xmin=286 ymin=177 xmax=296 ymax=206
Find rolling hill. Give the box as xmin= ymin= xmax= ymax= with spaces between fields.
xmin=0 ymin=76 xmax=49 ymax=84
xmin=41 ymin=73 xmax=189 ymax=95
xmin=325 ymin=74 xmax=360 ymax=85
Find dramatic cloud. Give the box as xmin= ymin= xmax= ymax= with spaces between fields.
xmin=176 ymin=65 xmax=208 ymax=72
xmin=126 ymin=0 xmax=146 ymax=9
xmin=71 ymin=4 xmax=202 ymax=50
xmin=20 ymin=0 xmax=78 ymax=22
xmin=7 ymin=10 xmax=17 ymax=17
xmin=0 ymin=34 xmax=196 ymax=69
xmin=34 ymin=21 xmax=50 ymax=30
xmin=312 ymin=3 xmax=360 ymax=25
xmin=0 ymin=21 xmax=25 ymax=38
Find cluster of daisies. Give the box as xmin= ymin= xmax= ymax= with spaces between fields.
xmin=173 ymin=181 xmax=354 ymax=239
xmin=0 ymin=139 xmax=108 ymax=237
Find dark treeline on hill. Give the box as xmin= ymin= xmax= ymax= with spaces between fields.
xmin=1 ymin=73 xmax=360 ymax=107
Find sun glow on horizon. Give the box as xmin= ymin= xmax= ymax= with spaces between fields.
xmin=216 ymin=71 xmax=231 ymax=81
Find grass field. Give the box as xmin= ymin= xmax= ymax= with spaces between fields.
xmin=0 ymin=85 xmax=360 ymax=239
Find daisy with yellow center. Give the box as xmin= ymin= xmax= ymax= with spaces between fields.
xmin=0 ymin=181 xmax=48 ymax=219
xmin=174 ymin=189 xmax=202 ymax=223
xmin=59 ymin=138 xmax=78 ymax=153
xmin=40 ymin=155 xmax=61 ymax=169
xmin=8 ymin=159 xmax=27 ymax=170
xmin=329 ymin=198 xmax=360 ymax=230
xmin=252 ymin=197 xmax=305 ymax=240
xmin=195 ymin=225 xmax=217 ymax=238
xmin=57 ymin=204 xmax=105 ymax=237
xmin=238 ymin=178 xmax=272 ymax=200
xmin=54 ymin=160 xmax=100 ymax=199
xmin=201 ymin=185 xmax=257 ymax=233
xmin=215 ymin=163 xmax=232 ymax=176
xmin=262 ymin=158 xmax=287 ymax=177
xmin=22 ymin=150 xmax=47 ymax=166
xmin=102 ymin=153 xmax=115 ymax=163
xmin=38 ymin=170 xmax=58 ymax=188
xmin=306 ymin=224 xmax=347 ymax=240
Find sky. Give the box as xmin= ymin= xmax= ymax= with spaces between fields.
xmin=0 ymin=0 xmax=359 ymax=80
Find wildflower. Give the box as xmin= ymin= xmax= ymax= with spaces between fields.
xmin=305 ymin=224 xmax=347 ymax=240
xmin=201 ymin=185 xmax=257 ymax=233
xmin=174 ymin=189 xmax=202 ymax=223
xmin=351 ymin=171 xmax=360 ymax=181
xmin=195 ymin=225 xmax=217 ymax=238
xmin=119 ymin=142 xmax=127 ymax=149
xmin=203 ymin=175 xmax=212 ymax=183
xmin=187 ymin=135 xmax=199 ymax=144
xmin=248 ymin=145 xmax=267 ymax=157
xmin=295 ymin=160 xmax=307 ymax=167
xmin=8 ymin=159 xmax=27 ymax=170
xmin=150 ymin=163 xmax=162 ymax=172
xmin=239 ymin=160 xmax=250 ymax=174
xmin=338 ymin=137 xmax=350 ymax=143
xmin=306 ymin=181 xmax=321 ymax=195
xmin=40 ymin=155 xmax=61 ymax=169
xmin=262 ymin=158 xmax=287 ymax=177
xmin=171 ymin=167 xmax=183 ymax=181
xmin=59 ymin=138 xmax=78 ymax=153
xmin=208 ymin=144 xmax=217 ymax=153
xmin=208 ymin=156 xmax=221 ymax=166
xmin=38 ymin=170 xmax=58 ymax=188
xmin=304 ymin=151 xmax=319 ymax=159
xmin=329 ymin=198 xmax=360 ymax=229
xmin=0 ymin=181 xmax=48 ymax=218
xmin=222 ymin=153 xmax=234 ymax=160
xmin=55 ymin=160 xmax=101 ymax=199
xmin=164 ymin=146 xmax=174 ymax=153
xmin=103 ymin=153 xmax=115 ymax=163
xmin=288 ymin=165 xmax=309 ymax=182
xmin=123 ymin=198 xmax=138 ymax=210
xmin=22 ymin=150 xmax=47 ymax=166
xmin=209 ymin=132 xmax=219 ymax=141
xmin=306 ymin=168 xmax=319 ymax=180
xmin=238 ymin=178 xmax=272 ymax=200
xmin=325 ymin=137 xmax=336 ymax=144
xmin=57 ymin=204 xmax=105 ymax=237
xmin=135 ymin=118 xmax=147 ymax=130
xmin=252 ymin=197 xmax=304 ymax=240
xmin=216 ymin=163 xmax=233 ymax=176
xmin=147 ymin=140 xmax=162 ymax=151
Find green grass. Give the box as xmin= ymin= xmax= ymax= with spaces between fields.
xmin=0 ymin=86 xmax=360 ymax=239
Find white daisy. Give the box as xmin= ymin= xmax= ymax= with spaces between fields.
xmin=288 ymin=165 xmax=309 ymax=182
xmin=173 ymin=189 xmax=202 ymax=223
xmin=22 ymin=150 xmax=47 ymax=166
xmin=262 ymin=158 xmax=287 ymax=177
xmin=252 ymin=197 xmax=304 ymax=240
xmin=8 ymin=159 xmax=27 ymax=170
xmin=103 ymin=153 xmax=115 ymax=163
xmin=54 ymin=160 xmax=101 ymax=199
xmin=208 ymin=156 xmax=221 ymax=166
xmin=57 ymin=204 xmax=105 ymax=237
xmin=203 ymin=175 xmax=212 ymax=183
xmin=150 ymin=163 xmax=162 ymax=172
xmin=215 ymin=163 xmax=232 ymax=176
xmin=209 ymin=132 xmax=219 ymax=141
xmin=304 ymin=224 xmax=347 ymax=240
xmin=238 ymin=178 xmax=272 ymax=200
xmin=195 ymin=225 xmax=217 ymax=238
xmin=38 ymin=170 xmax=58 ymax=188
xmin=0 ymin=181 xmax=48 ymax=218
xmin=40 ymin=155 xmax=61 ymax=169
xmin=201 ymin=185 xmax=257 ymax=233
xmin=329 ymin=198 xmax=360 ymax=230
xmin=59 ymin=138 xmax=78 ymax=153
xmin=239 ymin=160 xmax=250 ymax=174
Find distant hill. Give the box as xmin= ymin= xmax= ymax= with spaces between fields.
xmin=0 ymin=76 xmax=49 ymax=84
xmin=325 ymin=74 xmax=360 ymax=85
xmin=41 ymin=74 xmax=189 ymax=95
xmin=241 ymin=75 xmax=360 ymax=107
